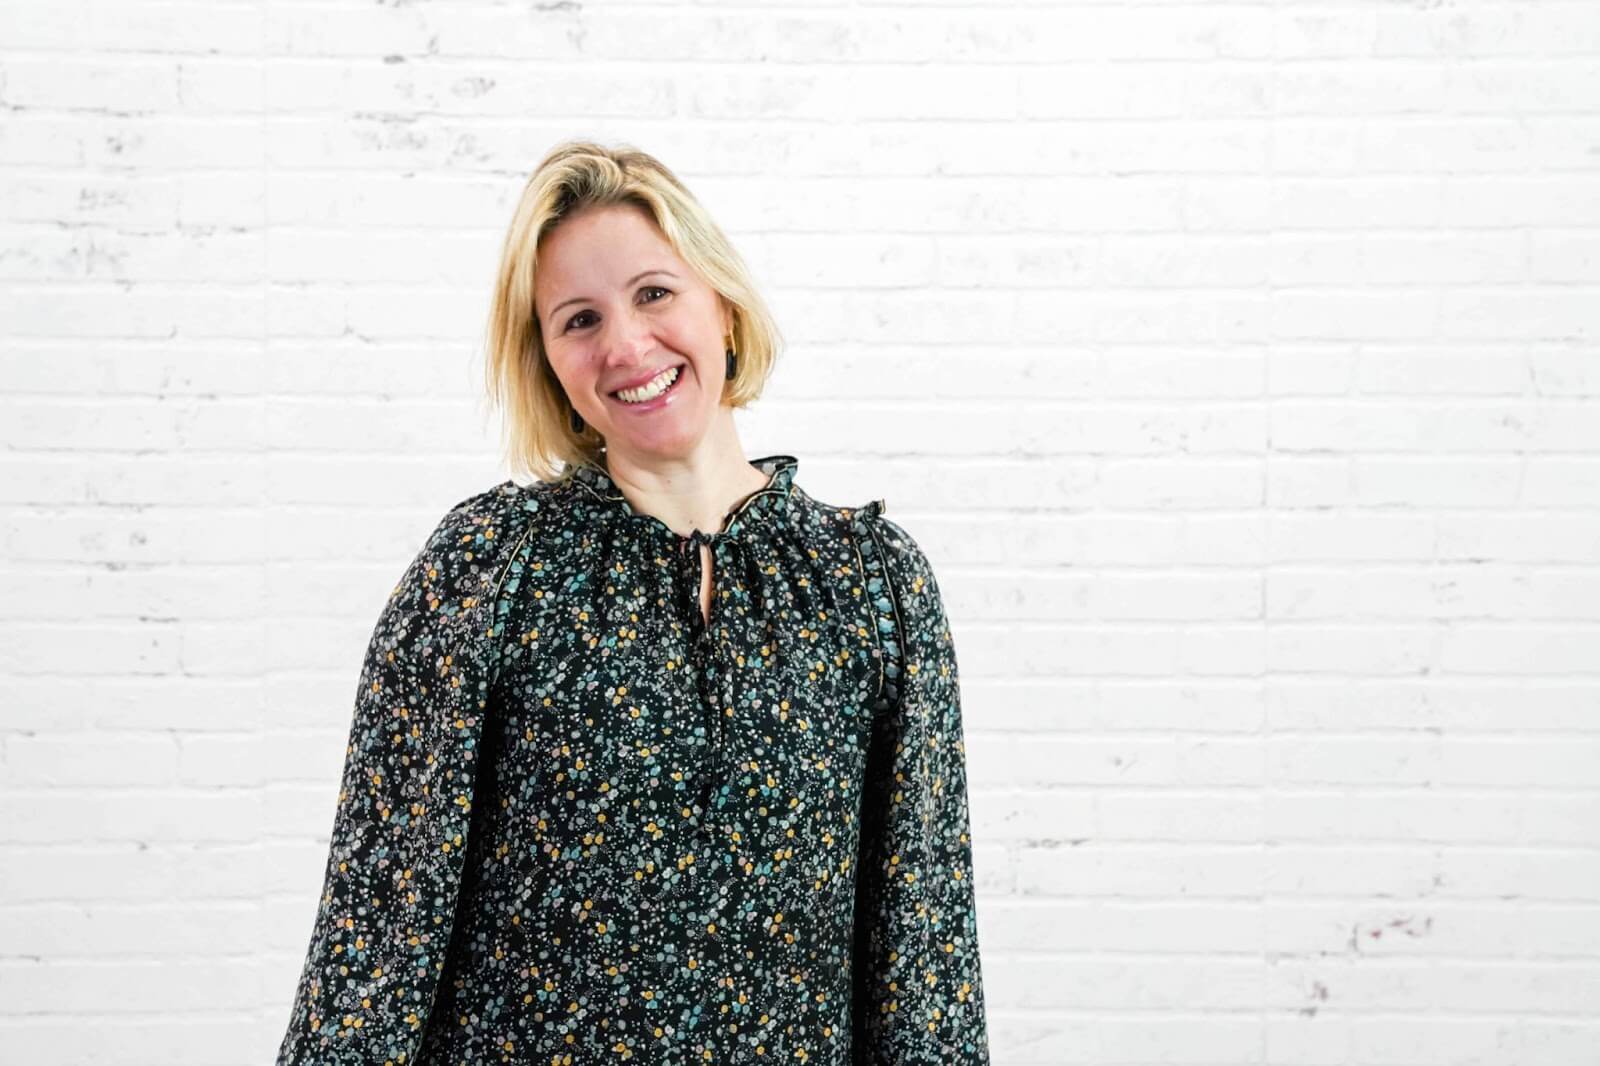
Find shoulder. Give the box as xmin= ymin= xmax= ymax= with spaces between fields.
xmin=783 ymin=479 xmax=940 ymax=591
xmin=866 ymin=511 xmax=920 ymax=558
xmin=785 ymin=481 xmax=899 ymax=546
xmin=395 ymin=478 xmax=557 ymax=621
xmin=858 ymin=508 xmax=950 ymax=630
xmin=875 ymin=511 xmax=938 ymax=579
xmin=424 ymin=479 xmax=540 ymax=557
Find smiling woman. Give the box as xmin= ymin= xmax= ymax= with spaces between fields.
xmin=481 ymin=143 xmax=785 ymax=500
xmin=529 ymin=200 xmax=766 ymax=486
xmin=272 ymin=140 xmax=993 ymax=1066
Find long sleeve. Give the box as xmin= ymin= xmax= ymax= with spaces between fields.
xmin=276 ymin=492 xmax=529 ymax=1066
xmin=853 ymin=512 xmax=991 ymax=1064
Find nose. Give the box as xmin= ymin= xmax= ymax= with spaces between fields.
xmin=600 ymin=306 xmax=655 ymax=367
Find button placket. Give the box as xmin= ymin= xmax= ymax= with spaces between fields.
xmin=655 ymin=529 xmax=732 ymax=902
xmin=610 ymin=468 xmax=788 ymax=904
xmin=686 ymin=532 xmax=729 ymax=828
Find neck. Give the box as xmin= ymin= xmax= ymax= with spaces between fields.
xmin=600 ymin=432 xmax=772 ymax=539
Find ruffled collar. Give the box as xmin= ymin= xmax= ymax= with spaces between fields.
xmin=568 ymin=452 xmax=798 ymax=544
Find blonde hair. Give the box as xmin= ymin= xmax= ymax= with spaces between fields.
xmin=483 ymin=139 xmax=783 ymax=485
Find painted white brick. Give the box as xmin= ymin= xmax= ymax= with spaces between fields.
xmin=4 ymin=1 xmax=1598 ymax=1062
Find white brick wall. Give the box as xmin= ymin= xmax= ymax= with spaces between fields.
xmin=2 ymin=1 xmax=1597 ymax=1063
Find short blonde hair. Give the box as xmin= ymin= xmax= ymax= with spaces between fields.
xmin=483 ymin=139 xmax=784 ymax=485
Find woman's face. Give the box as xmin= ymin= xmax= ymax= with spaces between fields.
xmin=534 ymin=203 xmax=733 ymax=462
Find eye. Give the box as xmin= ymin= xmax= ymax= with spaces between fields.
xmin=562 ymin=309 xmax=598 ymax=332
xmin=560 ymin=286 xmax=673 ymax=334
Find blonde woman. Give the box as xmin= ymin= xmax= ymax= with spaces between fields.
xmin=275 ymin=140 xmax=991 ymax=1065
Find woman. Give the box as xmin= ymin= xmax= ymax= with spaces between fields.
xmin=275 ymin=140 xmax=991 ymax=1065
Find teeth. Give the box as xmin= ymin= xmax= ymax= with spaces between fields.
xmin=614 ymin=365 xmax=680 ymax=404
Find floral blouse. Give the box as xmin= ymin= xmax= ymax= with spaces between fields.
xmin=275 ymin=453 xmax=990 ymax=1065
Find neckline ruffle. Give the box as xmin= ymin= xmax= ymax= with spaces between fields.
xmin=567 ymin=452 xmax=799 ymax=544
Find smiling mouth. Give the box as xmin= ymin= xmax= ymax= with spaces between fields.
xmin=610 ymin=363 xmax=686 ymax=403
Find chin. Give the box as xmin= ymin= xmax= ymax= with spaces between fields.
xmin=605 ymin=415 xmax=712 ymax=456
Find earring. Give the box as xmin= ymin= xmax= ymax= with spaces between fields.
xmin=725 ymin=344 xmax=738 ymax=380
xmin=569 ymin=405 xmax=584 ymax=433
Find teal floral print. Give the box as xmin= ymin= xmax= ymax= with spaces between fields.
xmin=276 ymin=453 xmax=990 ymax=1065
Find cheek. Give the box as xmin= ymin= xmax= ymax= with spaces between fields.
xmin=545 ymin=346 xmax=594 ymax=389
xmin=540 ymin=351 xmax=569 ymax=390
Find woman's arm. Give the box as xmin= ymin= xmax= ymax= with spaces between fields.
xmin=853 ymin=511 xmax=992 ymax=1064
xmin=275 ymin=491 xmax=529 ymax=1066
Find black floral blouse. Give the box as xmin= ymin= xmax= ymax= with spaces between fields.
xmin=275 ymin=453 xmax=990 ymax=1065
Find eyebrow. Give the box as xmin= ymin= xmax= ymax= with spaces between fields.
xmin=547 ymin=269 xmax=680 ymax=323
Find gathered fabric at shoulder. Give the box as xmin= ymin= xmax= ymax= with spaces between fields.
xmin=847 ymin=499 xmax=903 ymax=717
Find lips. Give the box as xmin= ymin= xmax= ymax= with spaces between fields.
xmin=608 ymin=363 xmax=686 ymax=397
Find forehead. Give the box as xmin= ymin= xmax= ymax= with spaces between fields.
xmin=535 ymin=204 xmax=680 ymax=293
